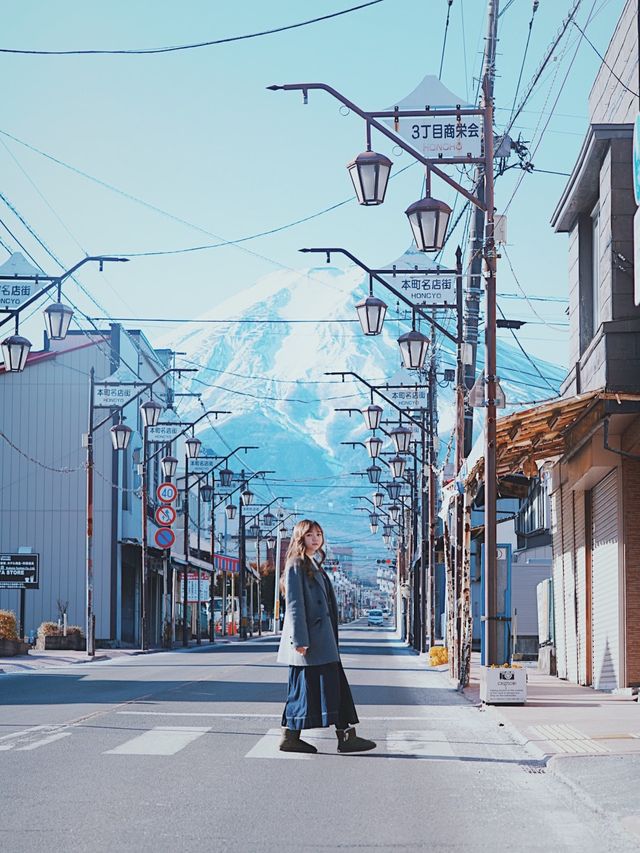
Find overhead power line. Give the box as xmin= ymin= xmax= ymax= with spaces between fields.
xmin=0 ymin=2 xmax=385 ymax=55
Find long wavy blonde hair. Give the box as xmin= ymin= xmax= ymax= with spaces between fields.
xmin=281 ymin=519 xmax=326 ymax=593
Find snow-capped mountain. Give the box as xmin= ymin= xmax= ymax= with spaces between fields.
xmin=158 ymin=263 xmax=565 ymax=579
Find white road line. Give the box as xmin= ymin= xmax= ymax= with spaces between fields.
xmin=386 ymin=730 xmax=455 ymax=759
xmin=105 ymin=726 xmax=210 ymax=756
xmin=117 ymin=711 xmax=283 ymax=719
xmin=116 ymin=711 xmax=442 ymax=721
xmin=17 ymin=732 xmax=71 ymax=751
xmin=245 ymin=728 xmax=314 ymax=760
xmin=0 ymin=725 xmax=49 ymax=747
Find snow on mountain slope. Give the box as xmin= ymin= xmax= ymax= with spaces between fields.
xmin=157 ymin=263 xmax=565 ymax=577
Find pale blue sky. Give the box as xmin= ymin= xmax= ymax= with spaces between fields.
xmin=0 ymin=0 xmax=626 ymax=363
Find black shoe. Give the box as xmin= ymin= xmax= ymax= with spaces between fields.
xmin=337 ymin=726 xmax=376 ymax=753
xmin=279 ymin=728 xmax=318 ymax=754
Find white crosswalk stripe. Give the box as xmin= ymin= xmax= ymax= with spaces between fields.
xmin=105 ymin=726 xmax=210 ymax=756
xmin=17 ymin=732 xmax=71 ymax=751
xmin=245 ymin=727 xmax=316 ymax=760
xmin=386 ymin=730 xmax=455 ymax=759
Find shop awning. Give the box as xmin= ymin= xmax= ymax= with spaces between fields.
xmin=465 ymin=390 xmax=640 ymax=491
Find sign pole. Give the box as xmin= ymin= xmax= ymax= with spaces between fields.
xmin=182 ymin=454 xmax=190 ymax=647
xmin=85 ymin=367 xmax=96 ymax=657
xmin=19 ymin=588 xmax=25 ymax=640
xmin=141 ymin=424 xmax=149 ymax=651
xmin=196 ymin=484 xmax=202 ymax=646
xmin=209 ymin=476 xmax=216 ymax=643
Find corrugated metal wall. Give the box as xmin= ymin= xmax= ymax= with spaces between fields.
xmin=0 ymin=341 xmax=113 ymax=635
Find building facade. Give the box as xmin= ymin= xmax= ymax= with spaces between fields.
xmin=0 ymin=323 xmax=172 ymax=646
xmin=548 ymin=0 xmax=640 ymax=690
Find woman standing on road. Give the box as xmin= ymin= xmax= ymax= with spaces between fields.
xmin=277 ymin=518 xmax=376 ymax=754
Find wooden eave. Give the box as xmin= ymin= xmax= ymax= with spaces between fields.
xmin=466 ymin=391 xmax=640 ymax=489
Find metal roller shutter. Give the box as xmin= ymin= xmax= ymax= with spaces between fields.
xmin=591 ymin=471 xmax=620 ymax=691
xmin=551 ymin=488 xmax=567 ymax=679
xmin=562 ymin=485 xmax=579 ymax=683
xmin=573 ymin=492 xmax=588 ymax=685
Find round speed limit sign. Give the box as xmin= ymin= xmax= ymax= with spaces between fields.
xmin=156 ymin=482 xmax=178 ymax=503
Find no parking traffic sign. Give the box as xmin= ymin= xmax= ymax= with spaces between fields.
xmin=154 ymin=528 xmax=176 ymax=549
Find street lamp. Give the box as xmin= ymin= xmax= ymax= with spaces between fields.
xmin=389 ymin=455 xmax=406 ymax=479
xmin=405 ymin=195 xmax=452 ymax=252
xmin=362 ymin=404 xmax=383 ymax=430
xmin=161 ymin=455 xmax=178 ymax=478
xmin=140 ymin=399 xmax=163 ymax=428
xmin=200 ymin=483 xmax=214 ymax=503
xmin=383 ymin=534 xmax=391 ymax=546
xmin=364 ymin=435 xmax=383 ymax=459
xmin=241 ymin=488 xmax=255 ymax=506
xmin=388 ymin=504 xmax=401 ymax=523
xmin=219 ymin=467 xmax=233 ymax=488
xmin=1 ymin=334 xmax=31 ymax=372
xmin=43 ymin=302 xmax=74 ymax=340
xmin=372 ymin=491 xmax=384 ymax=508
xmin=110 ymin=422 xmax=132 ymax=451
xmin=225 ymin=501 xmax=237 ymax=520
xmin=386 ymin=481 xmax=402 ymax=501
xmin=355 ymin=294 xmax=387 ymax=336
xmin=390 ymin=425 xmax=412 ymax=454
xmin=347 ymin=149 xmax=392 ymax=205
xmin=262 ymin=512 xmax=276 ymax=527
xmin=397 ymin=327 xmax=430 ymax=370
xmin=266 ymin=536 xmax=276 ymax=550
xmin=366 ymin=464 xmax=381 ymax=484
xmin=185 ymin=435 xmax=202 ymax=459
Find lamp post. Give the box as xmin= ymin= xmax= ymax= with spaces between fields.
xmin=139 ymin=397 xmax=163 ymax=652
xmin=273 ymin=75 xmax=496 ymax=662
xmin=85 ymin=366 xmax=194 ymax=656
xmin=0 ymin=255 xmax=129 ymax=372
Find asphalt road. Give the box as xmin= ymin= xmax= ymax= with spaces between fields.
xmin=0 ymin=622 xmax=635 ymax=852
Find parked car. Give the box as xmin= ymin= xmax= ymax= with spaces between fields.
xmin=367 ymin=608 xmax=384 ymax=626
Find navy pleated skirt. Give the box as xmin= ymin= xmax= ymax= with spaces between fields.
xmin=282 ymin=661 xmax=359 ymax=730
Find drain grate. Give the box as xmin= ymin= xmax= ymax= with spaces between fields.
xmin=521 ymin=764 xmax=546 ymax=774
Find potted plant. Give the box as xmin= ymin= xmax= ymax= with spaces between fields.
xmin=35 ymin=621 xmax=86 ymax=651
xmin=0 ymin=610 xmax=30 ymax=656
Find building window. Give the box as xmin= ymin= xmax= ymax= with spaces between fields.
xmin=591 ymin=203 xmax=600 ymax=334
xmin=578 ymin=201 xmax=601 ymax=354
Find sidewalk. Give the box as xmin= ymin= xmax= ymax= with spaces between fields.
xmin=0 ymin=632 xmax=276 ymax=675
xmin=460 ymin=652 xmax=640 ymax=839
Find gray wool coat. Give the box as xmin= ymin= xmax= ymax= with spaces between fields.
xmin=277 ymin=556 xmax=341 ymax=667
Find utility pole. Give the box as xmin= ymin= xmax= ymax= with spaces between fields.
xmin=462 ymin=0 xmax=500 ymax=457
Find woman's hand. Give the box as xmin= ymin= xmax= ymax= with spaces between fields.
xmin=295 ymin=646 xmax=308 ymax=656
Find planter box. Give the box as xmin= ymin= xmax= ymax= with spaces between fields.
xmin=0 ymin=638 xmax=30 ymax=657
xmin=35 ymin=634 xmax=86 ymax=651
xmin=480 ymin=666 xmax=527 ymax=705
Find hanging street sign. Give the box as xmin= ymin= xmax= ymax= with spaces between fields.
xmin=93 ymin=367 xmax=139 ymax=409
xmin=0 ymin=554 xmax=40 ymax=589
xmin=147 ymin=423 xmax=183 ymax=443
xmin=380 ymin=245 xmax=458 ymax=308
xmin=155 ymin=505 xmax=177 ymax=527
xmin=156 ymin=482 xmax=178 ymax=504
xmin=0 ymin=253 xmax=42 ymax=310
xmin=154 ymin=528 xmax=176 ymax=550
xmin=189 ymin=457 xmax=217 ymax=474
xmin=383 ymin=75 xmax=482 ymax=161
xmin=384 ymin=367 xmax=428 ymax=405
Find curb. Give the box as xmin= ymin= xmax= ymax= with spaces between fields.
xmin=545 ymin=755 xmax=640 ymax=843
